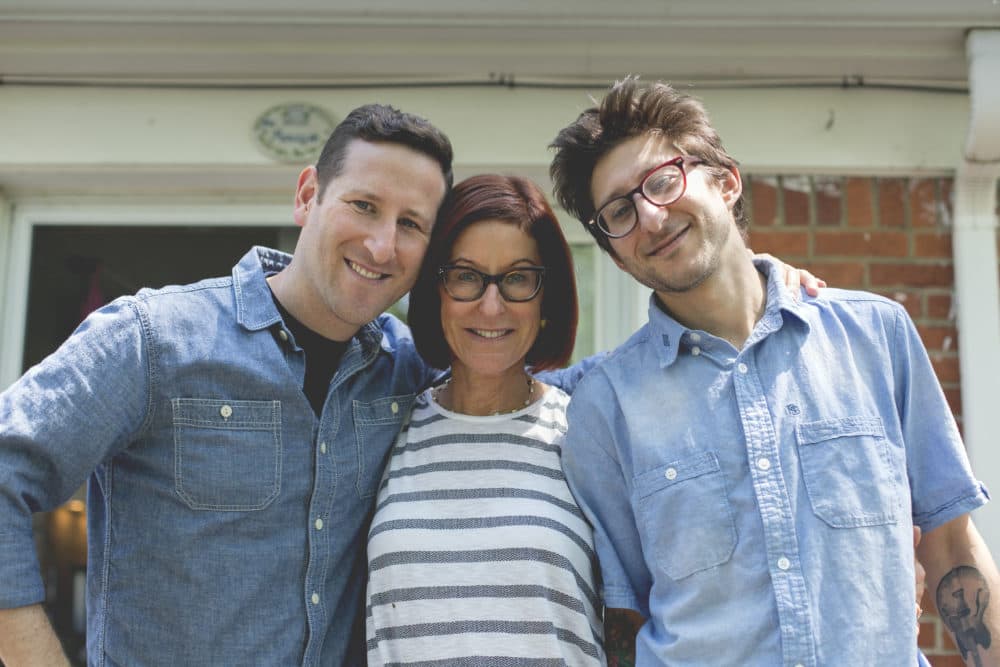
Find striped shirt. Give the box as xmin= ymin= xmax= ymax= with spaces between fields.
xmin=366 ymin=386 xmax=605 ymax=667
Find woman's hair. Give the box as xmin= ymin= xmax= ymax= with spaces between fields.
xmin=408 ymin=174 xmax=579 ymax=372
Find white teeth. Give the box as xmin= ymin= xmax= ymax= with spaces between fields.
xmin=472 ymin=329 xmax=508 ymax=339
xmin=348 ymin=260 xmax=382 ymax=280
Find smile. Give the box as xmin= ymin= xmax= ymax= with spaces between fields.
xmin=346 ymin=259 xmax=387 ymax=280
xmin=470 ymin=328 xmax=512 ymax=339
xmin=647 ymin=224 xmax=690 ymax=256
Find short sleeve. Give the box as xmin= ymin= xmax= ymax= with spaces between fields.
xmin=890 ymin=305 xmax=989 ymax=532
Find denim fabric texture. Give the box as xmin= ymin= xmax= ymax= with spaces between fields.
xmin=0 ymin=247 xmax=438 ymax=666
xmin=561 ymin=257 xmax=989 ymax=667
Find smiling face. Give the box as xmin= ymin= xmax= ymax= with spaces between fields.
xmin=281 ymin=139 xmax=448 ymax=340
xmin=440 ymin=220 xmax=544 ymax=381
xmin=590 ymin=132 xmax=742 ymax=296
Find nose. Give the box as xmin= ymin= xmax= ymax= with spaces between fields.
xmin=364 ymin=220 xmax=397 ymax=265
xmin=477 ymin=283 xmax=506 ymax=316
xmin=634 ymin=194 xmax=668 ymax=233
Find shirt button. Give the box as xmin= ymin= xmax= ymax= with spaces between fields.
xmin=219 ymin=405 xmax=233 ymax=419
xmin=391 ymin=401 xmax=399 ymax=414
xmin=315 ymin=518 xmax=324 ymax=531
xmin=320 ymin=442 xmax=327 ymax=454
xmin=689 ymin=332 xmax=701 ymax=342
xmin=664 ymin=467 xmax=678 ymax=480
xmin=756 ymin=457 xmax=771 ymax=471
xmin=278 ymin=329 xmax=289 ymax=342
xmin=737 ymin=363 xmax=749 ymax=374
xmin=311 ymin=593 xmax=320 ymax=605
xmin=777 ymin=557 xmax=791 ymax=570
xmin=691 ymin=346 xmax=701 ymax=356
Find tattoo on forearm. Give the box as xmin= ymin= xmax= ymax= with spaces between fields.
xmin=604 ymin=610 xmax=643 ymax=667
xmin=936 ymin=565 xmax=992 ymax=667
xmin=604 ymin=619 xmax=636 ymax=667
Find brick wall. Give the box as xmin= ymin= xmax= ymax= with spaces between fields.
xmin=746 ymin=173 xmax=1000 ymax=666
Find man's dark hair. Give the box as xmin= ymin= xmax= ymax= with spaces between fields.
xmin=408 ymin=174 xmax=579 ymax=372
xmin=550 ymin=77 xmax=746 ymax=254
xmin=315 ymin=103 xmax=454 ymax=199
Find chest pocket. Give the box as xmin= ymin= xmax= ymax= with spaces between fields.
xmin=796 ymin=416 xmax=900 ymax=528
xmin=634 ymin=451 xmax=737 ymax=580
xmin=353 ymin=394 xmax=414 ymax=499
xmin=172 ymin=398 xmax=281 ymax=511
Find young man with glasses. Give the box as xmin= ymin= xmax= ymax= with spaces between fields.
xmin=550 ymin=77 xmax=999 ymax=666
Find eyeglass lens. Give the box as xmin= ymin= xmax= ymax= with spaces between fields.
xmin=441 ymin=267 xmax=543 ymax=302
xmin=596 ymin=162 xmax=686 ymax=237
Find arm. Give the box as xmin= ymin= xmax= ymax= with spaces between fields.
xmin=918 ymin=514 xmax=1000 ymax=667
xmin=605 ymin=607 xmax=645 ymax=667
xmin=0 ymin=604 xmax=71 ymax=666
xmin=0 ymin=300 xmax=150 ymax=645
xmin=534 ymin=351 xmax=608 ymax=395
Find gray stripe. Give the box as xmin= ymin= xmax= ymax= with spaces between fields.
xmin=368 ymin=548 xmax=600 ymax=611
xmin=380 ymin=460 xmax=563 ymax=491
xmin=375 ymin=487 xmax=584 ymax=519
xmin=409 ymin=411 xmax=449 ymax=429
xmin=369 ymin=620 xmax=600 ymax=659
xmin=398 ymin=432 xmax=562 ymax=456
xmin=513 ymin=413 xmax=567 ymax=434
xmin=367 ymin=584 xmax=587 ymax=615
xmin=370 ymin=516 xmax=597 ymax=563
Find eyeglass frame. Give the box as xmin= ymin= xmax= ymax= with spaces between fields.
xmin=590 ymin=155 xmax=705 ymax=239
xmin=436 ymin=264 xmax=547 ymax=302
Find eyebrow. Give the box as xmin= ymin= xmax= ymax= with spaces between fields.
xmin=598 ymin=165 xmax=653 ymax=205
xmin=348 ymin=189 xmax=433 ymax=224
xmin=448 ymin=256 xmax=540 ymax=268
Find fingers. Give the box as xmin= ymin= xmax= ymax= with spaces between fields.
xmin=914 ymin=526 xmax=926 ymax=632
xmin=796 ymin=269 xmax=827 ymax=297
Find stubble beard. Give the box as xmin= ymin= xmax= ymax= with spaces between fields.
xmin=631 ymin=214 xmax=731 ymax=294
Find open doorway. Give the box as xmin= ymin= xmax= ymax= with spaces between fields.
xmin=23 ymin=224 xmax=295 ymax=664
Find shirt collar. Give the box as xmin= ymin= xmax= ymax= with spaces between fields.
xmin=644 ymin=255 xmax=811 ymax=368
xmin=231 ymin=246 xmax=385 ymax=355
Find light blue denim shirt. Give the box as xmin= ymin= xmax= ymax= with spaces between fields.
xmin=0 ymin=247 xmax=439 ymax=666
xmin=561 ymin=258 xmax=988 ymax=667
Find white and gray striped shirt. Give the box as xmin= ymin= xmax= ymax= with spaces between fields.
xmin=366 ymin=386 xmax=605 ymax=667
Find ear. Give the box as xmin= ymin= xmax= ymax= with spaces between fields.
xmin=293 ymin=166 xmax=319 ymax=228
xmin=719 ymin=166 xmax=743 ymax=212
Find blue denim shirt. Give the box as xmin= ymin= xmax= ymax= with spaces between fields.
xmin=561 ymin=258 xmax=988 ymax=667
xmin=0 ymin=246 xmax=594 ymax=666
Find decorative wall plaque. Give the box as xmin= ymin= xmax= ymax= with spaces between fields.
xmin=253 ymin=103 xmax=336 ymax=163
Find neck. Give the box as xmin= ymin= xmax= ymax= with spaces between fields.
xmin=437 ymin=364 xmax=536 ymax=416
xmin=267 ymin=270 xmax=357 ymax=342
xmin=655 ymin=252 xmax=767 ymax=349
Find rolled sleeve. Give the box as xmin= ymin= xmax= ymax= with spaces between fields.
xmin=890 ymin=306 xmax=989 ymax=533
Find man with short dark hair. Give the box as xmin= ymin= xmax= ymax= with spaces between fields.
xmin=551 ymin=78 xmax=1000 ymax=666
xmin=0 ymin=104 xmax=454 ymax=666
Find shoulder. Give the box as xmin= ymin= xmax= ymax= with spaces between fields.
xmin=796 ymin=287 xmax=909 ymax=330
xmin=573 ymin=323 xmax=656 ymax=395
xmin=803 ymin=287 xmax=904 ymax=312
xmin=134 ymin=275 xmax=234 ymax=310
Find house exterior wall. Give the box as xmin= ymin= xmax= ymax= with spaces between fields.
xmin=0 ymin=82 xmax=996 ymax=665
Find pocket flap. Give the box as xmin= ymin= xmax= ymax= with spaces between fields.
xmin=796 ymin=416 xmax=885 ymax=446
xmin=635 ymin=451 xmax=721 ymax=499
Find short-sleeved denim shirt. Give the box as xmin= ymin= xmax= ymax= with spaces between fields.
xmin=0 ymin=247 xmax=436 ymax=665
xmin=561 ymin=258 xmax=988 ymax=667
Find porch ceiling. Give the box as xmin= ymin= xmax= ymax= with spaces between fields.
xmin=1 ymin=1 xmax=998 ymax=89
